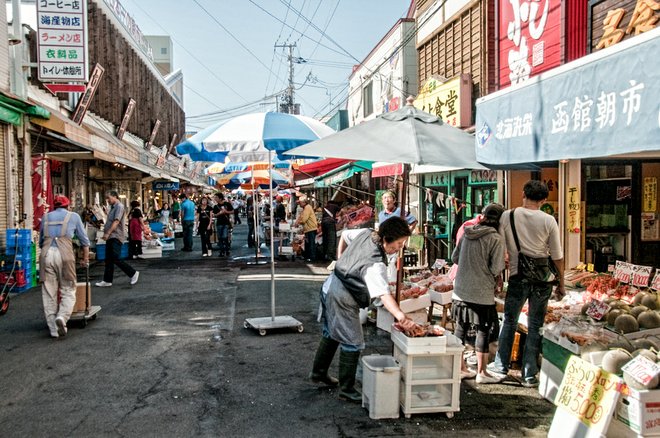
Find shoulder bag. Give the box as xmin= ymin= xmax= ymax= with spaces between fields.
xmin=509 ymin=208 xmax=560 ymax=284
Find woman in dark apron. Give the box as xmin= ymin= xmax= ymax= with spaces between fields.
xmin=309 ymin=216 xmax=417 ymax=402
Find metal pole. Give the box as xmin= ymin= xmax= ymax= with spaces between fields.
xmin=395 ymin=164 xmax=409 ymax=304
xmin=269 ymin=150 xmax=276 ymax=320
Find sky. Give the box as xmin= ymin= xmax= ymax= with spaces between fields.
xmin=120 ymin=0 xmax=412 ymax=131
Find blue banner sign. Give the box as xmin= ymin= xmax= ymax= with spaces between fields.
xmin=475 ymin=29 xmax=660 ymax=165
xmin=152 ymin=181 xmax=179 ymax=191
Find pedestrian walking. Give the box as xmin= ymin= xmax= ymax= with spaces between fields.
xmin=274 ymin=195 xmax=287 ymax=226
xmin=180 ymin=193 xmax=196 ymax=252
xmin=310 ymin=217 xmax=416 ymax=401
xmin=95 ymin=190 xmax=139 ymax=288
xmin=39 ymin=195 xmax=90 ymax=338
xmin=232 ymin=197 xmax=242 ymax=224
xmin=450 ymin=203 xmax=506 ymax=384
xmin=128 ymin=208 xmax=143 ymax=259
xmin=197 ymin=197 xmax=213 ymax=257
xmin=246 ymin=196 xmax=256 ymax=248
xmin=213 ymin=193 xmax=234 ymax=256
xmin=171 ymin=198 xmax=181 ymax=222
xmin=295 ymin=195 xmax=318 ymax=262
xmin=488 ymin=180 xmax=565 ymax=388
xmin=322 ymin=201 xmax=340 ymax=261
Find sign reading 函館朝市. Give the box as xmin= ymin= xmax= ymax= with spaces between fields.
xmin=499 ymin=0 xmax=562 ymax=87
xmin=37 ymin=0 xmax=88 ymax=82
xmin=414 ymin=74 xmax=472 ymax=128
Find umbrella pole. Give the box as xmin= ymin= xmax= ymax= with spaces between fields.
xmin=395 ymin=164 xmax=410 ymax=304
xmin=269 ymin=151 xmax=276 ymax=321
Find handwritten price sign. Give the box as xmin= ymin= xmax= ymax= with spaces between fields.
xmin=651 ymin=271 xmax=660 ymax=291
xmin=555 ymin=356 xmax=624 ymax=433
xmin=614 ymin=261 xmax=633 ymax=284
xmin=586 ymin=300 xmax=611 ymax=321
xmin=622 ymin=356 xmax=660 ymax=388
xmin=631 ymin=265 xmax=653 ymax=288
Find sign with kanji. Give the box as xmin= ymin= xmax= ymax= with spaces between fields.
xmin=71 ymin=63 xmax=104 ymax=125
xmin=644 ymin=177 xmax=658 ymax=212
xmin=591 ymin=0 xmax=660 ymax=51
xmin=614 ymin=260 xmax=634 ymax=283
xmin=37 ymin=0 xmax=88 ymax=82
xmin=499 ymin=0 xmax=562 ymax=87
xmin=414 ymin=74 xmax=473 ymax=128
xmin=116 ymin=98 xmax=136 ymax=140
xmin=567 ymin=185 xmax=581 ymax=233
xmin=550 ymin=356 xmax=624 ymax=437
xmin=631 ymin=264 xmax=653 ymax=287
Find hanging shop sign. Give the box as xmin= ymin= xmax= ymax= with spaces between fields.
xmin=591 ymin=0 xmax=660 ymax=51
xmin=476 ymin=29 xmax=660 ymax=165
xmin=499 ymin=0 xmax=562 ymax=87
xmin=644 ymin=177 xmax=658 ymax=212
xmin=145 ymin=119 xmax=161 ymax=149
xmin=414 ymin=74 xmax=472 ymax=128
xmin=116 ymin=98 xmax=136 ymax=140
xmin=102 ymin=0 xmax=154 ymax=61
xmin=166 ymin=133 xmax=178 ymax=158
xmin=152 ymin=181 xmax=179 ymax=191
xmin=155 ymin=146 xmax=167 ymax=169
xmin=567 ymin=186 xmax=581 ymax=233
xmin=71 ymin=63 xmax=104 ymax=125
xmin=37 ymin=0 xmax=89 ymax=82
xmin=32 ymin=156 xmax=53 ymax=232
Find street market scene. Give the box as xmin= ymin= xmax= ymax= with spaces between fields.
xmin=0 ymin=0 xmax=659 ymax=437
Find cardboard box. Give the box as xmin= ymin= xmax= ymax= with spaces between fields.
xmin=399 ymin=293 xmax=431 ymax=313
xmin=614 ymin=387 xmax=660 ymax=437
xmin=73 ymin=281 xmax=90 ymax=313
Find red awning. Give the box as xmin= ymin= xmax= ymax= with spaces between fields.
xmin=371 ymin=162 xmax=404 ymax=178
xmin=298 ymin=158 xmax=353 ymax=176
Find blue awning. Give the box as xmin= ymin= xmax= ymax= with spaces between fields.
xmin=475 ymin=28 xmax=660 ymax=165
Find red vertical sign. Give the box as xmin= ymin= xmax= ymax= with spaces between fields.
xmin=32 ymin=156 xmax=53 ymax=232
xmin=499 ymin=0 xmax=563 ymax=88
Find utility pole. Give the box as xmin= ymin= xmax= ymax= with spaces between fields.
xmin=274 ymin=42 xmax=296 ymax=114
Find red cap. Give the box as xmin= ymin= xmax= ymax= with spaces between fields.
xmin=53 ymin=195 xmax=70 ymax=208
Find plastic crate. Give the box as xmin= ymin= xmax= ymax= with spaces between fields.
xmin=149 ymin=222 xmax=164 ymax=233
xmin=95 ymin=243 xmax=129 ymax=261
xmin=13 ymin=283 xmax=33 ymax=293
xmin=0 ymin=269 xmax=27 ymax=287
xmin=5 ymin=229 xmax=32 ymax=249
xmin=361 ymin=355 xmax=401 ymax=419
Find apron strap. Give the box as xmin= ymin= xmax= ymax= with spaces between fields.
xmin=60 ymin=212 xmax=73 ymax=237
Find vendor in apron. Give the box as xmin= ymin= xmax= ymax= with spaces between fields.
xmin=310 ymin=216 xmax=417 ymax=402
xmin=39 ymin=195 xmax=90 ymax=339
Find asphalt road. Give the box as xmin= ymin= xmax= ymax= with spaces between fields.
xmin=0 ymin=223 xmax=555 ymax=437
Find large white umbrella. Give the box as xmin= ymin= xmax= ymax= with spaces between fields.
xmin=176 ymin=112 xmax=335 ymax=335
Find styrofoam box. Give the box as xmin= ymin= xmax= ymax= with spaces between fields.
xmin=391 ymin=328 xmax=448 ymax=354
xmin=141 ymin=247 xmax=162 ymax=259
xmin=399 ymin=293 xmax=431 ymax=313
xmin=614 ymin=387 xmax=660 ymax=437
xmin=430 ymin=290 xmax=452 ymax=305
xmin=361 ymin=355 xmax=401 ymax=419
xmin=377 ymin=308 xmax=428 ymax=333
xmin=539 ymin=358 xmax=563 ymax=403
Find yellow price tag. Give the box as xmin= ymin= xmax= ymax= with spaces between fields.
xmin=576 ymin=263 xmax=587 ymax=271
xmin=587 ymin=264 xmax=595 ymax=272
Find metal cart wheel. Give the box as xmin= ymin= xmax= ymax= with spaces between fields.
xmin=80 ymin=318 xmax=88 ymax=328
xmin=297 ymin=325 xmax=304 ymax=333
xmin=243 ymin=321 xmax=249 ymax=329
xmin=258 ymin=329 xmax=267 ymax=336
xmin=446 ymin=412 xmax=454 ymax=419
xmin=91 ymin=314 xmax=98 ymax=321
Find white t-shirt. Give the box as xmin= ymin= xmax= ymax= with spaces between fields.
xmin=322 ymin=229 xmax=396 ymax=299
xmin=499 ymin=208 xmax=563 ymax=276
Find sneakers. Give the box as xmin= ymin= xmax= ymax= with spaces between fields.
xmin=55 ymin=317 xmax=67 ymax=337
xmin=130 ymin=271 xmax=140 ymax=285
xmin=202 ymin=253 xmax=208 ymax=257
xmin=460 ymin=370 xmax=477 ymax=380
xmin=95 ymin=281 xmax=112 ymax=287
xmin=521 ymin=377 xmax=540 ymax=388
xmin=208 ymin=250 xmax=212 ymax=256
xmin=476 ymin=373 xmax=504 ymax=384
xmin=486 ymin=363 xmax=508 ymax=380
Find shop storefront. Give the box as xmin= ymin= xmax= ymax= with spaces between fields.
xmin=476 ymin=28 xmax=660 ymax=270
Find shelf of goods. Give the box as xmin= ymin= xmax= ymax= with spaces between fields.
xmin=391 ymin=330 xmax=463 ymax=418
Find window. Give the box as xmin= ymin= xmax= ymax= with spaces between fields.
xmin=161 ymin=47 xmax=168 ymax=55
xmin=363 ymin=81 xmax=373 ymax=116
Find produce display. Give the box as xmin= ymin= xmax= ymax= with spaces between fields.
xmin=580 ymin=290 xmax=660 ymax=335
xmin=407 ymin=271 xmax=453 ymax=293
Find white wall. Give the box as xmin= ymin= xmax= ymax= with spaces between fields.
xmin=347 ymin=21 xmax=417 ymax=126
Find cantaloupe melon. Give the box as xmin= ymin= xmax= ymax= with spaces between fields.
xmin=607 ymin=309 xmax=625 ymax=326
xmin=614 ymin=314 xmax=639 ymax=334
xmin=638 ymin=311 xmax=660 ymax=329
xmin=631 ymin=305 xmax=649 ymax=318
xmin=602 ymin=349 xmax=633 ymax=374
xmin=641 ymin=294 xmax=659 ymax=311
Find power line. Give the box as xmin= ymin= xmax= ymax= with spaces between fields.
xmin=247 ymin=0 xmax=352 ymax=60
xmin=123 ymin=0 xmax=248 ymax=104
xmin=285 ymin=0 xmax=306 ymax=42
xmin=294 ymin=0 xmax=322 ymax=44
xmin=192 ymin=0 xmax=288 ymax=86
